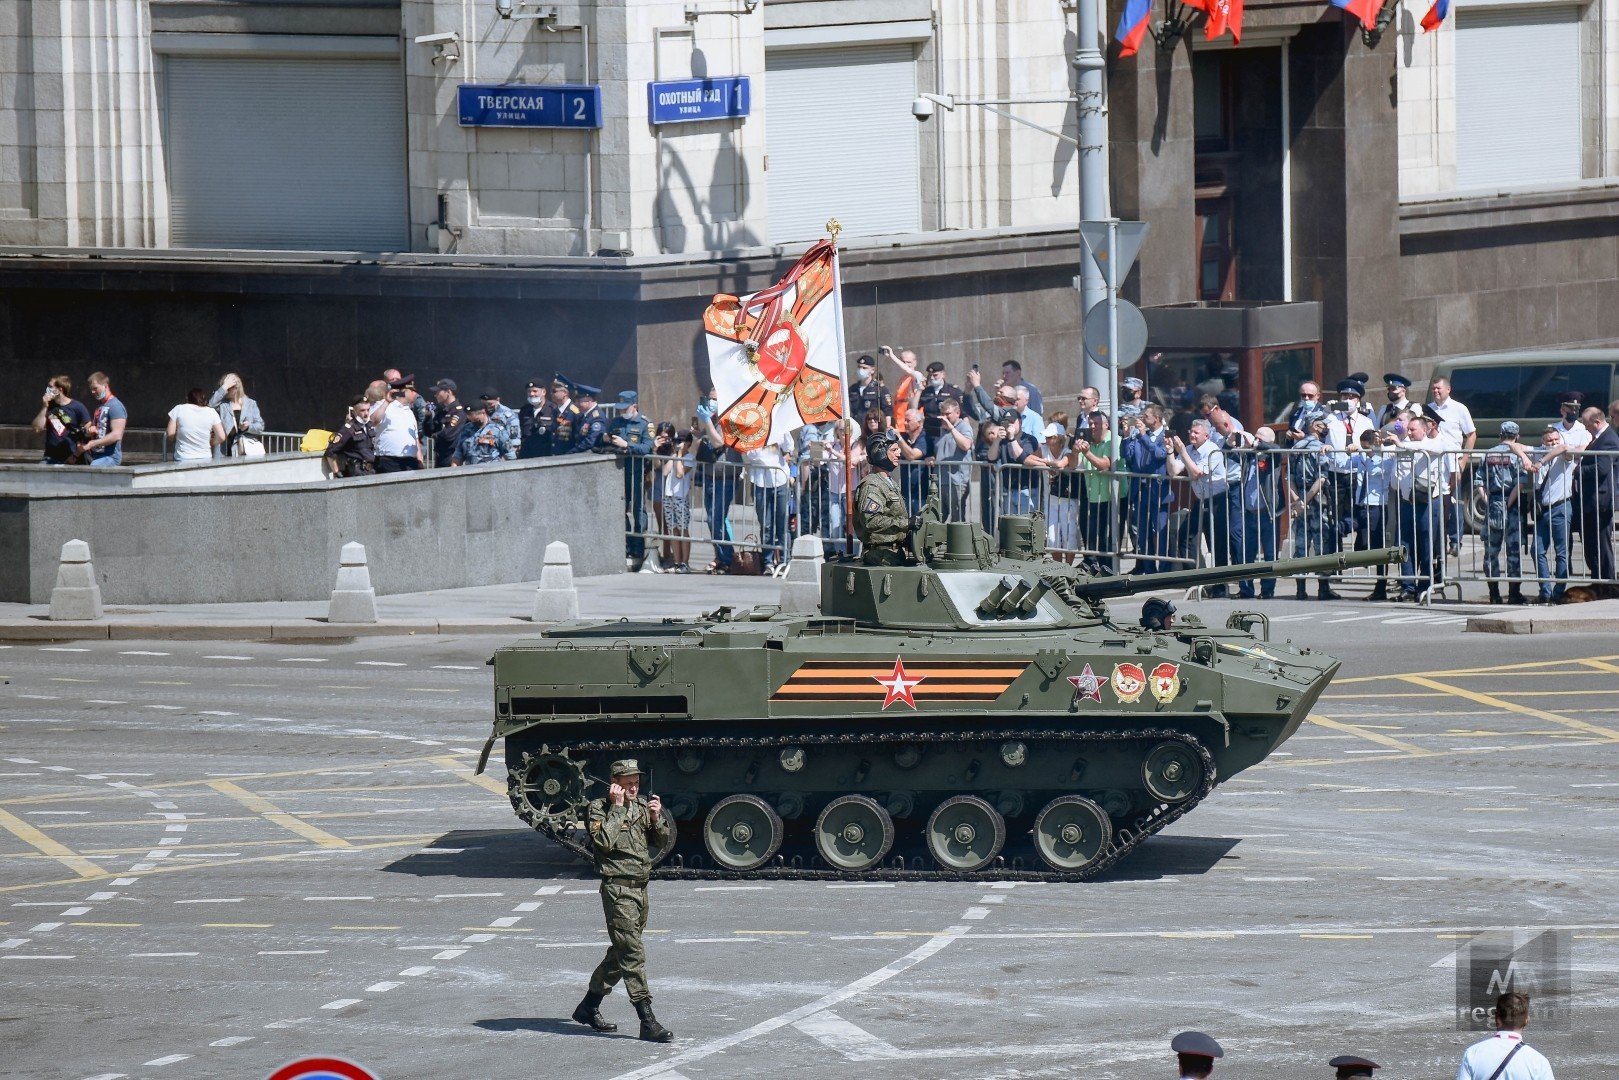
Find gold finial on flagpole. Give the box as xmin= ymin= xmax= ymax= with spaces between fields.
xmin=826 ymin=218 xmax=842 ymax=245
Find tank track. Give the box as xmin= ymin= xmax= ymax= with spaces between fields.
xmin=507 ymin=726 xmax=1216 ymax=883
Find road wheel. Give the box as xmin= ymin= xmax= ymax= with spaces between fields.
xmin=1031 ymin=795 xmax=1112 ymax=873
xmin=1142 ymin=741 xmax=1204 ymax=804
xmin=703 ymin=794 xmax=783 ymax=872
xmin=814 ymin=795 xmax=894 ymax=872
xmin=925 ymin=795 xmax=1004 ymax=872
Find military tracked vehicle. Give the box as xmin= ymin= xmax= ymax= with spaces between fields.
xmin=477 ymin=515 xmax=1399 ymax=880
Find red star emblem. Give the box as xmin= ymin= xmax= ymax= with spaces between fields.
xmin=872 ymin=657 xmax=927 ymax=710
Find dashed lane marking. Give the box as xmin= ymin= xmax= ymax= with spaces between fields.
xmin=206 ymin=780 xmax=353 ymax=850
xmin=202 ymin=655 xmax=252 ymax=661
xmin=356 ymin=661 xmax=406 ymax=667
xmin=259 ymin=950 xmax=328 ymax=956
xmin=118 ymin=651 xmax=170 ymax=657
xmin=0 ymin=807 xmax=104 ymax=879
xmin=140 ymin=1055 xmax=190 ymax=1067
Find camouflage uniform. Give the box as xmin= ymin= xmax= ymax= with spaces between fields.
xmin=854 ymin=470 xmax=910 ymax=564
xmin=585 ymin=792 xmax=669 ymax=1005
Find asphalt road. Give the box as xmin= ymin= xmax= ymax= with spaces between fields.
xmin=2 ymin=609 xmax=1617 ymax=1080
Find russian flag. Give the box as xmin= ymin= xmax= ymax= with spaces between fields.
xmin=1205 ymin=0 xmax=1243 ymax=42
xmin=1114 ymin=0 xmax=1154 ymax=58
xmin=1329 ymin=0 xmax=1384 ymax=28
xmin=1420 ymin=0 xmax=1449 ymax=31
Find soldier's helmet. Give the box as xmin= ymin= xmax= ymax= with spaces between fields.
xmin=866 ymin=430 xmax=898 ymax=466
xmin=1141 ymin=596 xmax=1177 ymax=631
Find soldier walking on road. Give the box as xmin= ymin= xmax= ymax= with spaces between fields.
xmin=572 ymin=760 xmax=675 ymax=1043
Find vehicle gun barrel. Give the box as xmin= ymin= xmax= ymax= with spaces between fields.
xmin=1068 ymin=547 xmax=1406 ymax=600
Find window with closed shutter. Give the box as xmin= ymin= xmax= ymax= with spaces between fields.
xmin=164 ymin=56 xmax=407 ymax=251
xmin=764 ymin=45 xmax=921 ymax=243
xmin=1454 ymin=6 xmax=1582 ymax=191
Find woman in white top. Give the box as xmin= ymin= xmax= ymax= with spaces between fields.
xmin=167 ymin=387 xmax=226 ymax=463
xmin=660 ymin=430 xmax=697 ymax=573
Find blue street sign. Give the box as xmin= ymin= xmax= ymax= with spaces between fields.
xmin=647 ymin=76 xmax=750 ymax=125
xmin=457 ymin=84 xmax=601 ymax=129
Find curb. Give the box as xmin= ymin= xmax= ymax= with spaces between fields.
xmin=1465 ymin=598 xmax=1619 ymax=634
xmin=0 ymin=619 xmax=551 ymax=643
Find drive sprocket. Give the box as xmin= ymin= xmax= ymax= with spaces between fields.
xmin=508 ymin=746 xmax=589 ymax=833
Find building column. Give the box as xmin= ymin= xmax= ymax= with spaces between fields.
xmin=1288 ymin=22 xmax=1400 ymax=381
xmin=1107 ymin=33 xmax=1198 ymax=308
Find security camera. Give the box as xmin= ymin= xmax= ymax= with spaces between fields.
xmin=414 ymin=30 xmax=459 ymax=46
xmin=911 ymin=96 xmax=935 ymax=122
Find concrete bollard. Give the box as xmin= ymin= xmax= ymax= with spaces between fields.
xmin=776 ymin=534 xmax=825 ymax=613
xmin=534 ymin=540 xmax=580 ymax=622
xmin=327 ymin=541 xmax=379 ymax=624
xmin=48 ymin=539 xmax=104 ymax=621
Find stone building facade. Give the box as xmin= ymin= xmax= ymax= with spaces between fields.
xmin=1 ymin=0 xmax=1616 ymax=429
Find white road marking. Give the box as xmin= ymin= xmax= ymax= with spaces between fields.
xmin=130 ymin=952 xmax=199 ymax=958
xmin=304 ymin=896 xmax=374 ymax=902
xmin=119 ymin=651 xmax=170 ymax=657
xmin=39 ymin=647 xmax=90 ymax=652
xmin=144 ymin=705 xmax=184 ymax=711
xmin=60 ymin=907 xmax=90 ymax=917
xmin=28 ymin=811 xmax=90 ymax=816
xmin=356 ymin=661 xmax=406 ymax=667
xmin=490 ymin=917 xmax=521 ymax=928
xmin=962 ymin=908 xmax=990 ymax=920
xmin=209 ymin=1037 xmax=254 ymax=1047
xmin=826 ymin=883 xmax=896 ymax=889
xmin=514 ymin=902 xmax=543 ymax=912
xmin=433 ymin=949 xmax=467 ymax=960
xmin=792 ymin=1010 xmax=905 ymax=1060
xmin=29 ymin=922 xmax=63 ymax=932
xmin=607 ymin=926 xmax=972 ymax=1080
xmin=436 ymin=892 xmax=503 ymax=899
xmin=278 ymin=658 xmax=328 ymax=664
xmin=196 ymin=711 xmax=237 ymax=717
xmin=140 ymin=1056 xmax=190 ymax=1067
xmin=263 ymin=1018 xmax=308 ymax=1030
xmin=0 ymin=939 xmax=31 ymax=949
xmin=4 ymin=758 xmax=40 ymax=764
xmin=320 ymin=999 xmax=361 ymax=1011
xmin=1243 ymin=876 xmax=1315 ymax=883
xmin=83 ymin=700 xmax=126 ymax=705
xmin=1378 ymin=876 xmax=1450 ymax=882
xmin=203 ymin=655 xmax=252 ymax=661
xmin=77 ymin=1073 xmax=127 ymax=1080
xmin=84 ymin=893 xmax=118 ymax=901
xmin=977 ymin=895 xmax=1005 ymax=904
xmin=534 ymin=885 xmax=564 ymax=896
xmin=1321 ymin=614 xmax=1387 ymax=624
xmin=399 ymin=966 xmax=434 ymax=977
xmin=432 ymin=665 xmax=481 ymax=670
xmin=174 ymin=898 xmax=242 ymax=904
xmin=258 ymin=950 xmax=329 ymax=956
xmin=16 ymin=694 xmax=60 ymax=700
xmin=364 ymin=981 xmax=402 ymax=993
xmin=462 ymin=934 xmax=495 ymax=943
xmin=1571 ymin=782 xmax=1619 ymax=788
xmin=3 ymin=954 xmax=74 ymax=960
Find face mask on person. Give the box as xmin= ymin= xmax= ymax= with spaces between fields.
xmin=91 ymin=385 xmax=108 ymax=402
xmin=858 ymin=368 xmax=873 ymax=383
xmin=929 ymin=376 xmax=944 ymax=390
xmin=528 ymin=394 xmax=543 ymax=406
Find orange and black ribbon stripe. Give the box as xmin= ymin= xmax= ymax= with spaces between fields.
xmin=771 ymin=660 xmax=1029 ymax=703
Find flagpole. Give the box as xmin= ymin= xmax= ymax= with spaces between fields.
xmin=827 ymin=217 xmax=854 ymax=559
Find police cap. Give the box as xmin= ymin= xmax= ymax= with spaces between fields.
xmin=552 ymin=373 xmax=574 ymax=392
xmin=1348 ymin=371 xmax=1371 ymax=385
xmin=479 ymin=387 xmax=501 ymax=401
xmin=1336 ymin=379 xmax=1364 ymax=398
xmin=617 ymin=390 xmax=638 ymax=407
xmin=1557 ymin=391 xmax=1585 ymax=406
xmin=388 ymin=373 xmax=416 ymax=391
xmin=1383 ymin=373 xmax=1412 ymax=389
xmin=1329 ymin=1054 xmax=1380 ymax=1078
xmin=1171 ymin=1031 xmax=1224 ymax=1059
xmin=609 ymin=758 xmax=642 ymax=778
xmin=857 ymin=354 xmax=876 ymax=369
xmin=1421 ymin=403 xmax=1445 ymax=426
xmin=429 ymin=378 xmax=457 ymax=394
xmin=925 ymin=360 xmax=946 ymax=374
xmin=575 ymin=383 xmax=601 ymax=400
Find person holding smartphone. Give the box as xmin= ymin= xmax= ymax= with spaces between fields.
xmin=32 ymin=375 xmax=93 ymax=465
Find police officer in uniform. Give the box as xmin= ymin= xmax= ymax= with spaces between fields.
xmin=324 ymin=396 xmax=376 ymax=477
xmin=570 ymin=384 xmax=608 ymax=453
xmin=1171 ymin=1030 xmax=1224 ymax=1079
xmin=517 ymin=379 xmax=549 ymax=459
xmin=1329 ymin=1054 xmax=1380 ymax=1079
xmin=853 ymin=430 xmax=912 ymax=564
xmin=423 ymin=378 xmax=467 ymax=468
xmin=850 ymin=354 xmax=892 ymax=421
xmin=608 ymin=391 xmax=655 ymax=571
xmin=572 ymin=760 xmax=674 ymax=1043
xmin=1379 ymin=373 xmax=1413 ymax=428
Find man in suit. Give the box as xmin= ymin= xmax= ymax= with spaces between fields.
xmin=1577 ymin=406 xmax=1618 ymax=580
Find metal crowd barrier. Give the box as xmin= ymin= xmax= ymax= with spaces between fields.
xmin=620 ymin=442 xmax=1619 ymax=600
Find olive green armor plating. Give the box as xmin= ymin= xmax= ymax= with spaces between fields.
xmin=480 ymin=514 xmax=1402 ymax=880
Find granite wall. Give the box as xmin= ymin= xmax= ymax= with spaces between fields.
xmin=0 ymin=453 xmax=620 ymax=604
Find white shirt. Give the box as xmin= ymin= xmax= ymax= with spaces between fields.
xmin=663 ymin=452 xmax=695 ymax=501
xmin=743 ymin=440 xmax=789 ymax=489
xmin=1553 ymin=418 xmax=1591 ymax=451
xmin=1394 ymin=437 xmax=1446 ymax=497
xmin=1431 ymin=397 xmax=1477 ymax=445
xmin=374 ymin=400 xmax=420 ymax=457
xmin=1186 ymin=440 xmax=1228 ymax=500
xmin=1535 ymin=446 xmax=1575 ymax=505
xmin=167 ymin=403 xmax=217 ymax=462
xmin=1429 ymin=426 xmax=1462 ymax=494
xmin=1325 ymin=410 xmax=1375 ymax=472
xmin=1456 ymin=1030 xmax=1555 ymax=1080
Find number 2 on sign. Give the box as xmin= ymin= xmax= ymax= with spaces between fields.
xmin=573 ymin=97 xmax=586 ymax=121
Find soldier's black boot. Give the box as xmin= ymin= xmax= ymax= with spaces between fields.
xmin=635 ymin=999 xmax=675 ymax=1043
xmin=1487 ymin=583 xmax=1503 ymax=605
xmin=573 ymin=991 xmax=617 ymax=1033
xmin=1295 ymin=579 xmax=1308 ymax=600
xmin=1317 ymin=578 xmax=1343 ymax=601
xmin=1508 ymin=584 xmax=1527 ymax=605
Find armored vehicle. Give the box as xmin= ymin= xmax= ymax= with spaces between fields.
xmin=478 ymin=516 xmax=1399 ymax=880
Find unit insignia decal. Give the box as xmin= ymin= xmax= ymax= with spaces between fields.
xmin=1111 ymin=662 xmax=1147 ymax=704
xmin=1067 ymin=663 xmax=1104 ymax=705
xmin=1149 ymin=661 xmax=1181 ymax=705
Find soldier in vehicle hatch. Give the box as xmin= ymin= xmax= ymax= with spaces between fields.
xmin=853 ymin=430 xmax=912 ymax=564
xmin=571 ymin=759 xmax=675 ymax=1043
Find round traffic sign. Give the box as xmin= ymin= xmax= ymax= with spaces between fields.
xmin=1083 ymin=298 xmax=1149 ymax=369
